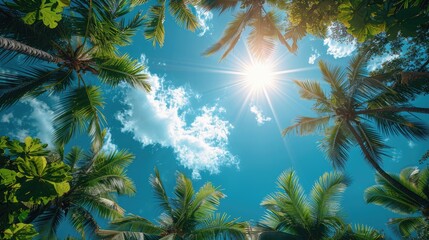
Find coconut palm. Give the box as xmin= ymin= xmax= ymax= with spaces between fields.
xmin=365 ymin=167 xmax=429 ymax=237
xmin=282 ymin=52 xmax=429 ymax=213
xmin=29 ymin=146 xmax=136 ymax=239
xmin=0 ymin=0 xmax=149 ymax=150
xmin=258 ymin=170 xmax=383 ymax=239
xmin=199 ymin=0 xmax=293 ymax=60
xmin=143 ymin=0 xmax=200 ymax=47
xmin=98 ymin=168 xmax=247 ymax=239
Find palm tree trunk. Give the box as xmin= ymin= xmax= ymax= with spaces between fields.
xmin=356 ymin=107 xmax=429 ymax=115
xmin=0 ymin=37 xmax=63 ymax=63
xmin=345 ymin=121 xmax=429 ymax=209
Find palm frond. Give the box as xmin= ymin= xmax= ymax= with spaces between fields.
xmin=150 ymin=168 xmax=174 ymax=216
xmin=68 ymin=206 xmax=100 ymax=239
xmin=33 ymin=206 xmax=64 ymax=240
xmin=293 ymin=80 xmax=329 ymax=104
xmin=169 ymin=0 xmax=199 ymax=31
xmin=53 ymin=85 xmax=106 ymax=147
xmin=0 ymin=67 xmax=73 ymax=110
xmin=198 ymin=0 xmax=239 ymax=12
xmin=282 ymin=116 xmax=331 ymax=136
xmin=389 ymin=217 xmax=427 ymax=237
xmin=311 ymin=172 xmax=350 ymax=223
xmin=247 ymin=11 xmax=277 ymax=59
xmin=144 ymin=3 xmax=166 ymax=47
xmin=190 ymin=182 xmax=224 ymax=220
xmin=203 ymin=11 xmax=252 ymax=59
xmin=353 ymin=122 xmax=388 ymax=164
xmin=193 ymin=213 xmax=247 ymax=240
xmin=364 ymin=185 xmax=420 ymax=214
xmin=172 ymin=172 xmax=195 ymax=224
xmin=318 ymin=61 xmax=346 ymax=95
xmin=366 ymin=112 xmax=429 ymax=140
xmin=64 ymin=146 xmax=84 ymax=171
xmin=319 ymin=121 xmax=353 ymax=169
xmin=110 ymin=215 xmax=164 ymax=235
xmin=96 ymin=54 xmax=150 ymax=92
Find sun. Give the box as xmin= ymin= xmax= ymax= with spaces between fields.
xmin=243 ymin=61 xmax=275 ymax=90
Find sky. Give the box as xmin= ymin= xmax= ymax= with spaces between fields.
xmin=1 ymin=4 xmax=429 ymax=239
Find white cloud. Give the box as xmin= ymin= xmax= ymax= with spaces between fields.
xmin=1 ymin=113 xmax=13 ymax=123
xmin=101 ymin=128 xmax=117 ymax=153
xmin=367 ymin=54 xmax=400 ymax=72
xmin=408 ymin=140 xmax=416 ymax=149
xmin=116 ymin=55 xmax=238 ymax=179
xmin=323 ymin=26 xmax=357 ymax=59
xmin=21 ymin=98 xmax=55 ymax=146
xmin=195 ymin=6 xmax=213 ymax=37
xmin=250 ymin=105 xmax=271 ymax=126
xmin=308 ymin=48 xmax=320 ymax=64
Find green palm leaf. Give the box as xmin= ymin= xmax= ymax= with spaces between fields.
xmin=96 ymin=54 xmax=150 ymax=91
xmin=0 ymin=67 xmax=73 ymax=110
xmin=144 ymin=3 xmax=166 ymax=47
xmin=193 ymin=213 xmax=247 ymax=240
xmin=282 ymin=116 xmax=331 ymax=136
xmin=389 ymin=217 xmax=427 ymax=237
xmin=53 ymin=85 xmax=105 ymax=148
xmin=169 ymin=0 xmax=199 ymax=31
xmin=150 ymin=168 xmax=174 ymax=216
xmin=319 ymin=121 xmax=354 ymax=169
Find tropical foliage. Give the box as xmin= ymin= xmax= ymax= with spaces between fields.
xmin=282 ymin=51 xmax=429 ymax=212
xmin=200 ymin=0 xmax=429 ymax=59
xmin=365 ymin=167 xmax=429 ymax=238
xmin=30 ymin=146 xmax=136 ymax=239
xmin=0 ymin=0 xmax=149 ymax=150
xmin=258 ymin=170 xmax=383 ymax=239
xmin=0 ymin=136 xmax=71 ymax=239
xmin=98 ymin=168 xmax=247 ymax=239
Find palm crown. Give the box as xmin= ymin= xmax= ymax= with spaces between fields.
xmin=0 ymin=0 xmax=149 ymax=150
xmin=258 ymin=170 xmax=383 ymax=239
xmin=365 ymin=167 xmax=429 ymax=237
xmin=283 ymin=52 xmax=429 ymax=210
xmin=99 ymin=168 xmax=247 ymax=239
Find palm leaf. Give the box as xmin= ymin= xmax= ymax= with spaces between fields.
xmin=110 ymin=215 xmax=164 ymax=236
xmin=144 ymin=3 xmax=166 ymax=47
xmin=189 ymin=182 xmax=224 ymax=220
xmin=282 ymin=116 xmax=331 ymax=136
xmin=96 ymin=54 xmax=150 ymax=91
xmin=33 ymin=206 xmax=64 ymax=240
xmin=389 ymin=217 xmax=427 ymax=237
xmin=150 ymin=168 xmax=174 ymax=216
xmin=64 ymin=146 xmax=84 ymax=171
xmin=53 ymin=85 xmax=106 ymax=147
xmin=198 ymin=0 xmax=239 ymax=12
xmin=192 ymin=213 xmax=247 ymax=239
xmin=203 ymin=10 xmax=252 ymax=59
xmin=319 ymin=120 xmax=353 ymax=169
xmin=0 ymin=67 xmax=73 ymax=110
xmin=310 ymin=172 xmax=349 ymax=225
xmin=247 ymin=11 xmax=277 ymax=59
xmin=68 ymin=206 xmax=100 ymax=239
xmin=169 ymin=0 xmax=199 ymax=31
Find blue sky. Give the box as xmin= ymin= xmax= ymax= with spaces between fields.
xmin=1 ymin=5 xmax=429 ymax=239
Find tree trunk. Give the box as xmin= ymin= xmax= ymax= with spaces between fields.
xmin=356 ymin=106 xmax=429 ymax=115
xmin=345 ymin=121 xmax=429 ymax=209
xmin=0 ymin=37 xmax=63 ymax=63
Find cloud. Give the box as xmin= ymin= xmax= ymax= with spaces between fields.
xmin=101 ymin=128 xmax=117 ymax=153
xmin=391 ymin=148 xmax=402 ymax=163
xmin=323 ymin=27 xmax=357 ymax=59
xmin=116 ymin=55 xmax=238 ymax=179
xmin=194 ymin=6 xmax=213 ymax=37
xmin=250 ymin=105 xmax=272 ymax=126
xmin=408 ymin=140 xmax=416 ymax=149
xmin=1 ymin=113 xmax=13 ymax=123
xmin=367 ymin=54 xmax=400 ymax=72
xmin=22 ymin=98 xmax=55 ymax=146
xmin=308 ymin=48 xmax=320 ymax=64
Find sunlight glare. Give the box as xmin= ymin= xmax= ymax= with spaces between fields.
xmin=243 ymin=61 xmax=275 ymax=90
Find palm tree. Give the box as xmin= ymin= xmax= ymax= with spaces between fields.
xmin=365 ymin=167 xmax=429 ymax=237
xmin=0 ymin=0 xmax=149 ymax=150
xmin=143 ymin=0 xmax=200 ymax=47
xmin=29 ymin=146 xmax=136 ymax=239
xmin=258 ymin=170 xmax=383 ymax=239
xmin=199 ymin=0 xmax=293 ymax=60
xmin=98 ymin=168 xmax=247 ymax=239
xmin=282 ymin=52 xmax=429 ymax=213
